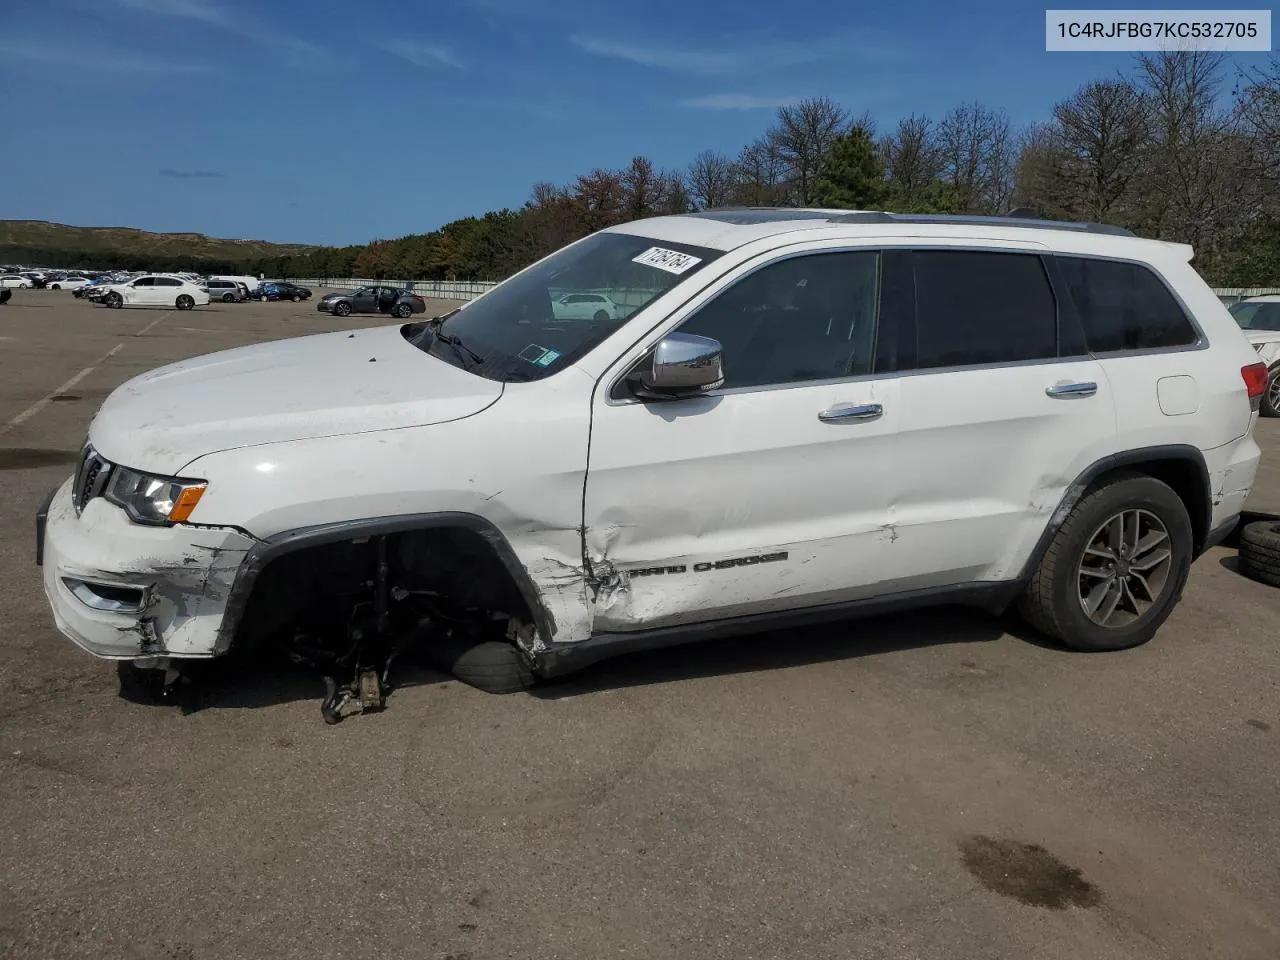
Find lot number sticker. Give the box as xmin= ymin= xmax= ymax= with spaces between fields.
xmin=632 ymin=247 xmax=702 ymax=274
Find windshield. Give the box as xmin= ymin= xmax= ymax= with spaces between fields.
xmin=1230 ymin=301 xmax=1280 ymax=332
xmin=403 ymin=231 xmax=722 ymax=381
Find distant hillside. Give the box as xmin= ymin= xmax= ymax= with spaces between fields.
xmin=0 ymin=220 xmax=321 ymax=272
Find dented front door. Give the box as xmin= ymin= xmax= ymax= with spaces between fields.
xmin=582 ymin=247 xmax=903 ymax=633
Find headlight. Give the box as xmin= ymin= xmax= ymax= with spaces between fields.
xmin=104 ymin=467 xmax=207 ymax=525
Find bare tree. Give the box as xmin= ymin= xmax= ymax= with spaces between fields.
xmin=880 ymin=114 xmax=944 ymax=207
xmin=573 ymin=168 xmax=626 ymax=232
xmin=1234 ymin=55 xmax=1280 ymax=189
xmin=1043 ymin=79 xmax=1149 ymax=221
xmin=937 ymin=101 xmax=1015 ymax=213
xmin=1133 ymin=49 xmax=1247 ymax=255
xmin=767 ymin=95 xmax=850 ymax=204
xmin=731 ymin=136 xmax=789 ymax=206
xmin=687 ymin=150 xmax=736 ymax=210
xmin=621 ymin=156 xmax=661 ymax=221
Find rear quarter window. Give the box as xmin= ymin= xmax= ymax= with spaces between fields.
xmin=1054 ymin=256 xmax=1199 ymax=353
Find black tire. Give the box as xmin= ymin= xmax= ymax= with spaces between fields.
xmin=51 ymin=284 xmax=61 ymax=290
xmin=176 ymin=294 xmax=194 ymax=311
xmin=1261 ymin=366 xmax=1280 ymax=419
xmin=334 ymin=301 xmax=351 ymax=317
xmin=394 ymin=302 xmax=412 ymax=318
xmin=292 ymin=294 xmax=301 ymax=302
xmin=448 ymin=641 xmax=536 ymax=694
xmin=593 ymin=309 xmax=609 ymax=321
xmin=222 ymin=293 xmax=235 ymax=303
xmin=105 ymin=292 xmax=123 ymax=309
xmin=1017 ymin=471 xmax=1193 ymax=651
xmin=1239 ymin=520 xmax=1280 ymax=587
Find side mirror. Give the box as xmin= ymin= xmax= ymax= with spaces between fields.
xmin=636 ymin=332 xmax=724 ymax=398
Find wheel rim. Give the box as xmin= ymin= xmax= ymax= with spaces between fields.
xmin=1076 ymin=508 xmax=1173 ymax=628
xmin=1268 ymin=370 xmax=1280 ymax=408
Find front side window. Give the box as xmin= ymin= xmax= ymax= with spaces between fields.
xmin=133 ymin=277 xmax=154 ymax=287
xmin=675 ymin=251 xmax=879 ymax=389
xmin=1055 ymin=256 xmax=1198 ymax=352
xmin=1229 ymin=300 xmax=1280 ymax=332
xmin=404 ymin=232 xmax=722 ymax=382
xmin=908 ymin=250 xmax=1057 ymax=370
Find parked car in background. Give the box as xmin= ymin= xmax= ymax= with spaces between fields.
xmin=316 ymin=285 xmax=425 ymax=318
xmin=49 ymin=276 xmax=91 ymax=291
xmin=0 ymin=275 xmax=34 ymax=288
xmin=20 ymin=272 xmax=48 ymax=288
xmin=258 ymin=280 xmax=312 ymax=302
xmin=96 ymin=275 xmax=211 ymax=310
xmin=204 ymin=279 xmax=247 ymax=302
xmin=210 ymin=275 xmax=259 ymax=295
xmin=1229 ymin=295 xmax=1280 ymax=417
xmin=551 ymin=292 xmax=620 ymax=321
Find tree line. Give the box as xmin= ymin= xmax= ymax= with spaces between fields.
xmin=11 ymin=50 xmax=1280 ymax=285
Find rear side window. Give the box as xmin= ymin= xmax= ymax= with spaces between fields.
xmin=155 ymin=277 xmax=182 ymax=287
xmin=908 ymin=250 xmax=1057 ymax=369
xmin=1054 ymin=256 xmax=1198 ymax=353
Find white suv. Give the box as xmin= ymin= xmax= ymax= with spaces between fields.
xmin=35 ymin=210 xmax=1268 ymax=716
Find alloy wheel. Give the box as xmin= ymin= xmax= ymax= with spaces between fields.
xmin=1076 ymin=508 xmax=1172 ymax=628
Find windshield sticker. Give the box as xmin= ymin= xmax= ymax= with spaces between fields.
xmin=518 ymin=344 xmax=548 ymax=363
xmin=632 ymin=246 xmax=702 ymax=275
xmin=535 ymin=348 xmax=561 ymax=367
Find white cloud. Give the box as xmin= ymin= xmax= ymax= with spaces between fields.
xmin=679 ymin=93 xmax=802 ymax=110
xmin=382 ymin=39 xmax=464 ymax=70
xmin=113 ymin=0 xmax=326 ymax=60
xmin=569 ymin=31 xmax=909 ymax=76
xmin=0 ymin=38 xmax=211 ymax=73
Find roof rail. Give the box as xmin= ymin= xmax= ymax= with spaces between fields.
xmin=825 ymin=210 xmax=1135 ymax=237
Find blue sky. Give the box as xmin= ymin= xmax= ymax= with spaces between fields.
xmin=0 ymin=0 xmax=1271 ymax=245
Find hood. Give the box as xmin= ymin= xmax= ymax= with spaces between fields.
xmin=90 ymin=324 xmax=503 ymax=474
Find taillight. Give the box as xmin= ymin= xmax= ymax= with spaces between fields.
xmin=1242 ymin=362 xmax=1268 ymax=410
xmin=413 ymin=296 xmax=424 ymax=304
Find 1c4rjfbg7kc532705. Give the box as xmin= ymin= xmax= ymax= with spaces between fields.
xmin=35 ymin=209 xmax=1267 ymax=719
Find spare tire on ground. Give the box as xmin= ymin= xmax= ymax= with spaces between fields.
xmin=1239 ymin=520 xmax=1280 ymax=587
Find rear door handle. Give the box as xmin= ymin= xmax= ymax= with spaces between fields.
xmin=1045 ymin=381 xmax=1098 ymax=398
xmin=818 ymin=402 xmax=883 ymax=423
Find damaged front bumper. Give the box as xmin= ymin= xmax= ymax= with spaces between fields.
xmin=37 ymin=479 xmax=257 ymax=660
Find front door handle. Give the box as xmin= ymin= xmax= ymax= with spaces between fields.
xmin=818 ymin=402 xmax=883 ymax=423
xmin=1045 ymin=381 xmax=1098 ymax=398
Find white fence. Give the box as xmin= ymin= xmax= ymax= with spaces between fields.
xmin=287 ymin=278 xmax=498 ymax=301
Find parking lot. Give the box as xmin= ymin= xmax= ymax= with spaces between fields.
xmin=1 ymin=288 xmax=1279 ymax=960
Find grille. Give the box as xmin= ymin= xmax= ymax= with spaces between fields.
xmin=72 ymin=446 xmax=113 ymax=515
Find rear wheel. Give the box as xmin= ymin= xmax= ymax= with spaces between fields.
xmin=394 ymin=302 xmax=412 ymax=318
xmin=176 ymin=294 xmax=195 ymax=311
xmin=334 ymin=301 xmax=351 ymax=317
xmin=1262 ymin=366 xmax=1280 ymax=418
xmin=292 ymin=294 xmax=301 ymax=302
xmin=1018 ymin=471 xmax=1192 ymax=651
xmin=593 ymin=309 xmax=609 ymax=321
xmin=222 ymin=293 xmax=235 ymax=303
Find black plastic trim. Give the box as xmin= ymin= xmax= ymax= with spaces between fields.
xmin=1017 ymin=444 xmax=1213 ymax=583
xmin=533 ymin=580 xmax=1021 ymax=678
xmin=35 ymin=486 xmax=56 ymax=567
xmin=213 ymin=512 xmax=554 ymax=655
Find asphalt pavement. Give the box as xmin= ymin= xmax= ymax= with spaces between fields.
xmin=1 ymin=288 xmax=1278 ymax=960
